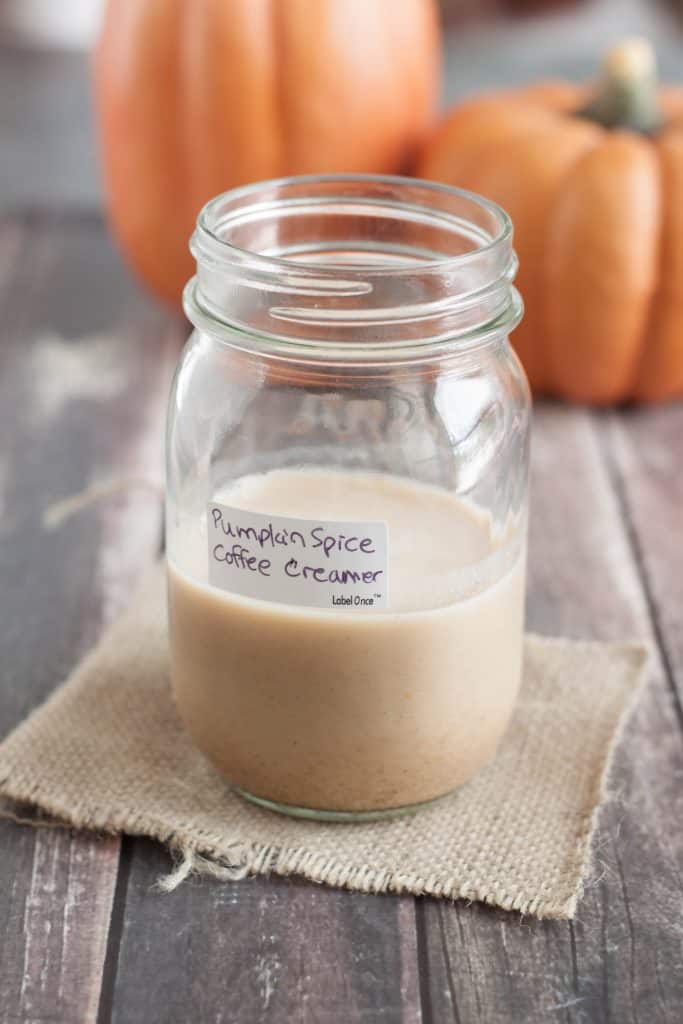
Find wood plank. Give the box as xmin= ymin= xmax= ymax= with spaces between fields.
xmin=0 ymin=213 xmax=181 ymax=1023
xmin=102 ymin=838 xmax=421 ymax=1024
xmin=417 ymin=405 xmax=683 ymax=1023
xmin=601 ymin=404 xmax=683 ymax=712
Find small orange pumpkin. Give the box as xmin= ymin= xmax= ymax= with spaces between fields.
xmin=418 ymin=39 xmax=683 ymax=403
xmin=94 ymin=0 xmax=440 ymax=308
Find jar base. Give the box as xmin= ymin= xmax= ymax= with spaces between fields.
xmin=233 ymin=785 xmax=456 ymax=822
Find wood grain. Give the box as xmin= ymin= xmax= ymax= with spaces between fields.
xmin=0 ymin=214 xmax=180 ymax=1023
xmin=417 ymin=405 xmax=683 ymax=1023
xmin=100 ymin=839 xmax=421 ymax=1024
xmin=601 ymin=405 xmax=683 ymax=713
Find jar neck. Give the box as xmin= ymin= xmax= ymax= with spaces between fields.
xmin=184 ymin=175 xmax=522 ymax=365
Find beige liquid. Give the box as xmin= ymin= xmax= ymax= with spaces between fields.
xmin=168 ymin=470 xmax=526 ymax=813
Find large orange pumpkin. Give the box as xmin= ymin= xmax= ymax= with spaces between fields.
xmin=418 ymin=39 xmax=683 ymax=404
xmin=94 ymin=0 xmax=440 ymax=307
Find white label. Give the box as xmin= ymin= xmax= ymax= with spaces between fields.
xmin=207 ymin=502 xmax=388 ymax=611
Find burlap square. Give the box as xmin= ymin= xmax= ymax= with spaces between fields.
xmin=0 ymin=565 xmax=647 ymax=919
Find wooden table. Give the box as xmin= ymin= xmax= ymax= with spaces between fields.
xmin=1 ymin=212 xmax=682 ymax=1023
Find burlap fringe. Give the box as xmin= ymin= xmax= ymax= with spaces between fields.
xmin=156 ymin=838 xmax=567 ymax=915
xmin=158 ymin=846 xmax=251 ymax=892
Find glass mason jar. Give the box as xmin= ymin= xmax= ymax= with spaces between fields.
xmin=167 ymin=174 xmax=530 ymax=822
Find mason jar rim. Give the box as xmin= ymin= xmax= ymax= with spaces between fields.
xmin=194 ymin=173 xmax=513 ymax=276
xmin=184 ymin=173 xmax=522 ymax=363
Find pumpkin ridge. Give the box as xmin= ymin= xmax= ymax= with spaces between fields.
xmin=634 ymin=128 xmax=683 ymax=400
xmin=95 ymin=0 xmax=192 ymax=305
xmin=270 ymin=0 xmax=288 ymax=177
xmin=544 ymin=133 xmax=660 ymax=403
xmin=180 ymin=0 xmax=198 ymax=248
xmin=532 ymin=124 xmax=602 ymax=395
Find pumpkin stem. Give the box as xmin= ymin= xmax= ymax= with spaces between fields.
xmin=578 ymin=38 xmax=663 ymax=134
